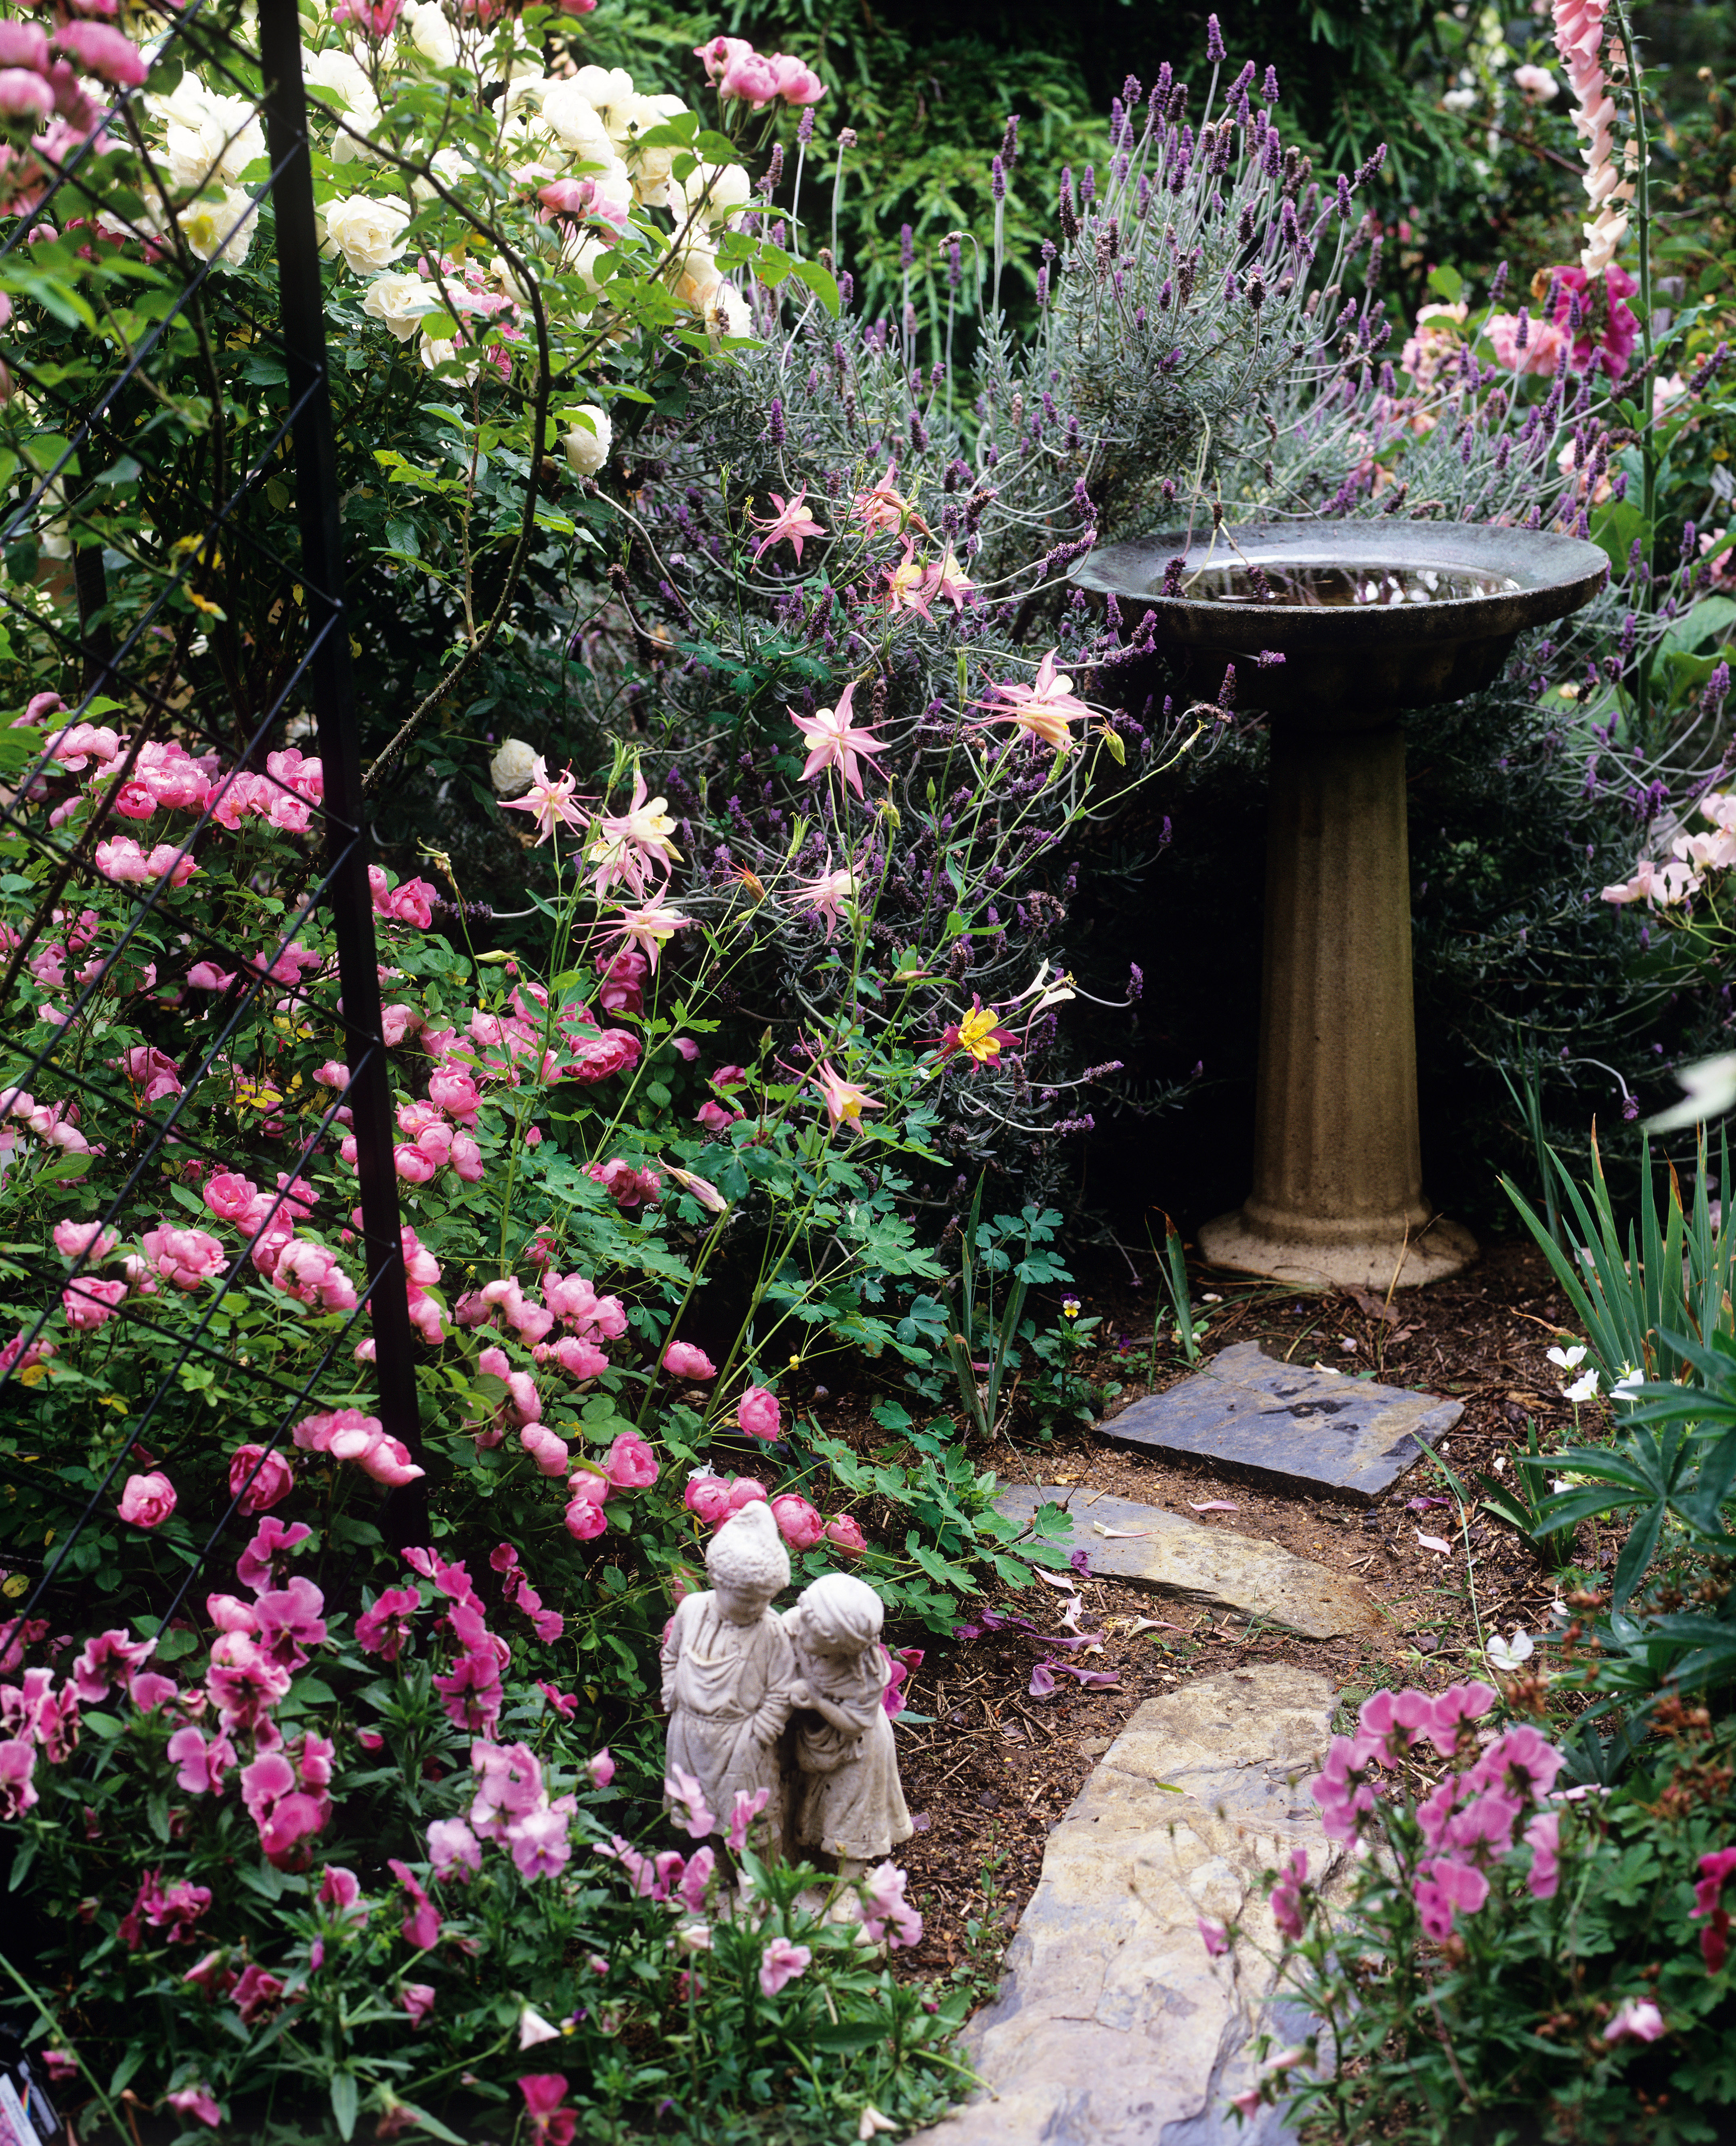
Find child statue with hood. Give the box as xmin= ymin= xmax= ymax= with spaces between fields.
xmin=785 ymin=1570 xmax=914 ymax=1870
xmin=660 ymin=1498 xmax=797 ymax=1837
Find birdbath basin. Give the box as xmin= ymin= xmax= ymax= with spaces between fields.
xmin=1073 ymin=521 xmax=1608 ymax=1290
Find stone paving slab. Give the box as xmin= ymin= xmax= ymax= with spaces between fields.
xmin=911 ymin=1666 xmax=1338 ymax=2146
xmin=994 ymin=1485 xmax=1385 ymax=1640
xmin=1094 ymin=1340 xmax=1462 ymax=1503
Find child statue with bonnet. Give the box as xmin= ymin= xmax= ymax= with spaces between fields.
xmin=785 ymin=1570 xmax=914 ymax=1870
xmin=660 ymin=1498 xmax=796 ymax=1836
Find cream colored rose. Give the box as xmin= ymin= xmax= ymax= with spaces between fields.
xmin=705 ymin=282 xmax=754 ymax=346
xmin=622 ymin=92 xmax=687 ymax=205
xmin=490 ymin=738 xmax=539 ymax=795
xmin=323 ymin=192 xmax=411 ymax=273
xmin=149 ymin=77 xmax=266 ymax=189
xmin=178 ymin=186 xmax=259 ymax=268
xmin=672 ymin=238 xmax=725 ymax=314
xmin=305 ymin=46 xmax=381 ymax=161
xmin=362 ymin=270 xmax=436 ymax=342
xmin=561 ymin=406 xmax=612 ymax=477
xmin=539 ymin=78 xmax=613 ymax=162
xmin=402 ymin=0 xmax=458 ymax=68
xmin=668 ymin=160 xmax=750 ymax=229
xmin=570 ymin=63 xmax=638 ymax=141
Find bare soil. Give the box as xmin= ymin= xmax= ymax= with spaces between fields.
xmin=884 ymin=1238 xmax=1602 ymax=1981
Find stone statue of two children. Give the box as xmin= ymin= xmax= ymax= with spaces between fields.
xmin=660 ymin=1498 xmax=913 ymax=1869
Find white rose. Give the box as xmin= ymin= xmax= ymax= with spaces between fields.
xmin=570 ymin=63 xmax=637 ymax=140
xmin=362 ymin=269 xmax=436 ymax=341
xmin=305 ymin=46 xmax=381 ymax=160
xmin=561 ymin=405 xmax=611 ymax=477
xmin=539 ymin=78 xmax=613 ymax=162
xmin=323 ymin=192 xmax=412 ymax=273
xmin=151 ymin=79 xmax=266 ymax=189
xmin=409 ymin=144 xmax=469 ymax=204
xmin=621 ymin=92 xmax=686 ymax=203
xmin=490 ymin=738 xmax=539 ymax=795
xmin=179 ymin=185 xmax=259 ymax=267
xmin=669 ymin=160 xmax=749 ymax=229
xmin=403 ymin=0 xmax=458 ymax=68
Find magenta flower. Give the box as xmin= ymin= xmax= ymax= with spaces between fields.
xmin=790 ymin=683 xmax=891 ymax=797
xmin=770 ymin=1493 xmax=824 ymax=1550
xmin=663 ymin=1340 xmax=717 ymax=1381
xmin=118 ymin=1471 xmax=176 ymax=1529
xmin=564 ymin=1496 xmax=608 ymax=1542
xmin=228 ymin=1443 xmax=294 ymax=1515
xmin=587 ymin=1747 xmax=616 ymax=1788
xmin=0 ymin=1740 xmax=38 ymax=1819
xmin=824 ymin=1513 xmax=867 ymax=1554
xmin=750 ymin=487 xmax=826 ymax=564
xmin=604 ymin=1430 xmax=659 ymax=1489
xmin=736 ymin=1386 xmax=782 ymax=1441
xmin=427 ymin=1819 xmax=482 ymax=1882
xmin=809 ymin=1060 xmax=883 ymax=1135
xmin=400 ymin=1982 xmax=436 ymax=2025
xmin=684 ymin=1474 xmax=734 ymax=1527
xmin=1269 ymin=1850 xmax=1307 ymax=1942
xmin=758 ymin=1934 xmax=812 ymax=1995
xmin=666 ymin=1766 xmax=718 ymax=1838
xmin=388 ymin=1858 xmax=441 ymax=1950
xmin=519 ymin=2075 xmax=575 ymax=2146
xmin=726 ymin=1785 xmax=771 ymax=1853
xmin=166 ymin=2086 xmax=222 ymax=2129
xmin=860 ymin=1861 xmax=923 ymax=1948
xmin=1603 ymin=1997 xmax=1665 ymax=2044
xmin=1198 ymin=1917 xmax=1230 ymax=1958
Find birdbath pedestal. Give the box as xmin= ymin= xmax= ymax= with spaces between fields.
xmin=1074 ymin=522 xmax=1608 ymax=1291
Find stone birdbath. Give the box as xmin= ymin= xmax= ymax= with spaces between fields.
xmin=1074 ymin=521 xmax=1608 ymax=1290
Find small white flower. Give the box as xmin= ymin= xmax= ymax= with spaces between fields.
xmin=518 ymin=2004 xmax=562 ymax=2050
xmin=1546 ymin=1343 xmax=1588 ymax=1372
xmin=1442 ymin=85 xmax=1478 ymax=111
xmin=1612 ymin=1364 xmax=1645 ymax=1398
xmin=1562 ymin=1369 xmax=1600 ymax=1404
xmin=858 ymin=2108 xmax=897 ymax=2142
xmin=1485 ymin=1630 xmax=1534 ymax=1673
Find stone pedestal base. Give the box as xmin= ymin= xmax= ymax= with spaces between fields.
xmin=1210 ymin=716 xmax=1477 ymax=1291
xmin=1198 ymin=1207 xmax=1478 ymax=1291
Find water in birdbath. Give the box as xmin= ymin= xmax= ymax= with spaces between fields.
xmin=1174 ymin=561 xmax=1524 ymax=607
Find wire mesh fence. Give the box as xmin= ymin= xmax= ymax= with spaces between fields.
xmin=0 ymin=0 xmax=424 ymax=1656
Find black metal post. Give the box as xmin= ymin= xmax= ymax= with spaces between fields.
xmin=258 ymin=0 xmax=425 ymax=1528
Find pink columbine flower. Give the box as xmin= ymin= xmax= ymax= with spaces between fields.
xmin=663 ymin=1340 xmax=717 ymax=1381
xmin=758 ymin=1934 xmax=811 ymax=1995
xmin=751 ymin=487 xmax=826 ymax=564
xmin=790 ymin=862 xmax=859 ymax=940
xmin=118 ymin=1471 xmax=176 ymax=1528
xmin=602 ymin=898 xmax=691 ymax=973
xmin=810 ymin=1060 xmax=883 ymax=1135
xmin=974 ymin=649 xmax=1094 ymax=750
xmin=501 ymin=756 xmax=585 ymax=846
xmin=770 ymin=1493 xmax=824 ymax=1550
xmin=851 ymin=461 xmax=929 ymax=537
xmin=736 ymin=1386 xmax=782 ymax=1441
xmin=585 ymin=771 xmax=683 ymax=902
xmin=790 ymin=683 xmax=890 ymax=797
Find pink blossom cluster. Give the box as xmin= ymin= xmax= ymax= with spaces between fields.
xmin=562 ymin=1431 xmax=660 ymax=1542
xmin=1304 ymin=1682 xmax=1567 ymax=1948
xmin=0 ymin=1646 xmax=91 ymax=1818
xmin=368 ymin=865 xmax=438 ymax=930
xmin=2 ymin=1084 xmax=93 ymax=1159
xmin=403 ymin=1544 xmax=515 ymax=1735
xmin=390 ymin=1098 xmax=484 ymax=1185
xmin=587 ymin=1155 xmax=663 ymax=1209
xmin=693 ymin=35 xmax=825 ymax=107
xmin=681 ymin=1469 xmax=867 ymax=1555
xmin=595 ymin=1830 xmax=717 ymax=1908
xmin=464 ymin=1736 xmax=580 ymax=1880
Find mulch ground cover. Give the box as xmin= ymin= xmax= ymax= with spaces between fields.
xmin=873 ymin=1237 xmax=1608 ymax=1982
